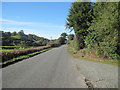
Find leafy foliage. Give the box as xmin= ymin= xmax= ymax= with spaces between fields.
xmin=66 ymin=1 xmax=120 ymax=60
xmin=61 ymin=33 xmax=68 ymax=39
xmin=70 ymin=40 xmax=79 ymax=50
xmin=68 ymin=34 xmax=74 ymax=41
xmin=1 ymin=46 xmax=50 ymax=63
xmin=66 ymin=1 xmax=93 ymax=50
xmin=1 ymin=30 xmax=50 ymax=47
xmin=47 ymin=33 xmax=67 ymax=47
xmin=85 ymin=2 xmax=120 ymax=59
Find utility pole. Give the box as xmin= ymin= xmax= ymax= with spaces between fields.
xmin=50 ymin=36 xmax=52 ymax=41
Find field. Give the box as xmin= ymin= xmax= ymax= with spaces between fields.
xmin=0 ymin=46 xmax=35 ymax=52
xmin=0 ymin=45 xmax=51 ymax=67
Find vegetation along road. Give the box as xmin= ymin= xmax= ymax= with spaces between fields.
xmin=2 ymin=45 xmax=119 ymax=88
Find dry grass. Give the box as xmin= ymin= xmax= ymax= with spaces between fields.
xmin=68 ymin=45 xmax=120 ymax=66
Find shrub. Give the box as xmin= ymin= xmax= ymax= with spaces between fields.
xmin=68 ymin=34 xmax=74 ymax=41
xmin=47 ymin=41 xmax=61 ymax=47
xmin=2 ymin=46 xmax=50 ymax=63
xmin=95 ymin=51 xmax=100 ymax=56
xmin=70 ymin=40 xmax=80 ymax=50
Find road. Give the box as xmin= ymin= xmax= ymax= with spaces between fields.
xmin=2 ymin=45 xmax=87 ymax=88
xmin=2 ymin=45 xmax=119 ymax=88
xmin=73 ymin=58 xmax=119 ymax=88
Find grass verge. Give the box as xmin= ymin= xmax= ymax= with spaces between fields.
xmin=1 ymin=48 xmax=52 ymax=68
xmin=67 ymin=45 xmax=120 ymax=66
xmin=0 ymin=46 xmax=36 ymax=52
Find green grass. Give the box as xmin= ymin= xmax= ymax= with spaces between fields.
xmin=1 ymin=48 xmax=52 ymax=66
xmin=67 ymin=45 xmax=79 ymax=58
xmin=0 ymin=46 xmax=20 ymax=47
xmin=0 ymin=46 xmax=21 ymax=51
xmin=67 ymin=45 xmax=120 ymax=66
xmin=0 ymin=46 xmax=36 ymax=52
xmin=11 ymin=35 xmax=21 ymax=39
xmin=2 ymin=55 xmax=29 ymax=65
xmin=79 ymin=56 xmax=119 ymax=66
xmin=1 ymin=48 xmax=27 ymax=52
xmin=0 ymin=49 xmax=18 ymax=51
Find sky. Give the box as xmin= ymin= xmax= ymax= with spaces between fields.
xmin=1 ymin=2 xmax=74 ymax=39
xmin=1 ymin=1 xmax=96 ymax=39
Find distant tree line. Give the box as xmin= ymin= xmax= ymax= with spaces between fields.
xmin=48 ymin=32 xmax=68 ymax=47
xmin=1 ymin=30 xmax=50 ymax=47
xmin=66 ymin=1 xmax=120 ymax=59
xmin=68 ymin=34 xmax=74 ymax=41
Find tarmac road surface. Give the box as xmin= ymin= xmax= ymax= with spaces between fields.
xmin=2 ymin=45 xmax=119 ymax=88
xmin=2 ymin=45 xmax=87 ymax=88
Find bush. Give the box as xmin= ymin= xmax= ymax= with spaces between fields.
xmin=1 ymin=46 xmax=20 ymax=49
xmin=85 ymin=32 xmax=98 ymax=50
xmin=1 ymin=46 xmax=50 ymax=63
xmin=85 ymin=31 xmax=120 ymax=59
xmin=68 ymin=34 xmax=74 ymax=41
xmin=47 ymin=41 xmax=61 ymax=47
xmin=70 ymin=40 xmax=80 ymax=50
xmin=95 ymin=51 xmax=100 ymax=56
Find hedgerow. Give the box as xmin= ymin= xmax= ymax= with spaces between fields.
xmin=66 ymin=2 xmax=120 ymax=60
xmin=1 ymin=46 xmax=51 ymax=63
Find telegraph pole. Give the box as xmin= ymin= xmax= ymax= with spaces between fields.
xmin=50 ymin=36 xmax=52 ymax=41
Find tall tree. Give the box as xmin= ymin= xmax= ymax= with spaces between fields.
xmin=68 ymin=34 xmax=74 ymax=41
xmin=85 ymin=2 xmax=120 ymax=59
xmin=5 ymin=32 xmax=11 ymax=37
xmin=18 ymin=30 xmax=24 ymax=36
xmin=66 ymin=1 xmax=93 ymax=50
xmin=12 ymin=31 xmax=17 ymax=36
xmin=57 ymin=37 xmax=66 ymax=45
xmin=61 ymin=33 xmax=68 ymax=39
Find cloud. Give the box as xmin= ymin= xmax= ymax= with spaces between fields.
xmin=1 ymin=27 xmax=64 ymax=39
xmin=1 ymin=18 xmax=66 ymax=39
xmin=0 ymin=18 xmax=39 ymax=25
xmin=2 ymin=27 xmax=45 ymax=37
xmin=0 ymin=18 xmax=64 ymax=29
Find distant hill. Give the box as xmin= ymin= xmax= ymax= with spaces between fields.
xmin=1 ymin=30 xmax=50 ymax=46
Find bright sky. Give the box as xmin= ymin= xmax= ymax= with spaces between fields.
xmin=1 ymin=1 xmax=95 ymax=39
xmin=1 ymin=2 xmax=74 ymax=39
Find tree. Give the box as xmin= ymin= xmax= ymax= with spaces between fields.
xmin=61 ymin=33 xmax=68 ymax=39
xmin=12 ymin=31 xmax=17 ymax=36
xmin=19 ymin=30 xmax=24 ymax=34
xmin=57 ymin=37 xmax=66 ymax=45
xmin=18 ymin=30 xmax=24 ymax=36
xmin=28 ymin=34 xmax=33 ymax=40
xmin=68 ymin=34 xmax=74 ymax=41
xmin=0 ymin=31 xmax=4 ymax=37
xmin=5 ymin=32 xmax=11 ymax=37
xmin=36 ymin=40 xmax=42 ymax=46
xmin=66 ymin=1 xmax=93 ymax=50
xmin=85 ymin=2 xmax=120 ymax=59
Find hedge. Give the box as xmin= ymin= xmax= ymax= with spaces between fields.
xmin=1 ymin=46 xmax=51 ymax=63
